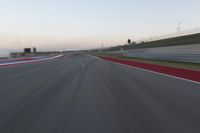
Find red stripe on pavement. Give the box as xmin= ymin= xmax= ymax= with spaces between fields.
xmin=100 ymin=56 xmax=200 ymax=82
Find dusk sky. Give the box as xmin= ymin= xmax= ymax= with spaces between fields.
xmin=0 ymin=0 xmax=200 ymax=51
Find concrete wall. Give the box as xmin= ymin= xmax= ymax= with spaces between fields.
xmin=108 ymin=44 xmax=200 ymax=63
xmin=126 ymin=44 xmax=200 ymax=54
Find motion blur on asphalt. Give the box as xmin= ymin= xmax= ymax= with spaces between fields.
xmin=0 ymin=0 xmax=200 ymax=133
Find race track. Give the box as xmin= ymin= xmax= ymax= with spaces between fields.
xmin=0 ymin=54 xmax=199 ymax=133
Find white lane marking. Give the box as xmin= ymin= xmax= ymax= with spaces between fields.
xmin=102 ymin=59 xmax=200 ymax=85
xmin=87 ymin=55 xmax=101 ymax=59
xmin=0 ymin=54 xmax=64 ymax=67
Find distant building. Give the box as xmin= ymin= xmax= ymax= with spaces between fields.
xmin=24 ymin=48 xmax=31 ymax=53
xmin=0 ymin=49 xmax=10 ymax=58
xmin=128 ymin=39 xmax=131 ymax=44
xmin=33 ymin=47 xmax=37 ymax=53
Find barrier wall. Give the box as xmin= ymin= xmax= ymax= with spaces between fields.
xmin=108 ymin=44 xmax=200 ymax=63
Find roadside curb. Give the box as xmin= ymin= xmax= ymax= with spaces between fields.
xmin=0 ymin=54 xmax=67 ymax=68
xmin=99 ymin=56 xmax=200 ymax=83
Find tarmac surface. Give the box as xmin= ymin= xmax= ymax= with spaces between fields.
xmin=0 ymin=54 xmax=199 ymax=133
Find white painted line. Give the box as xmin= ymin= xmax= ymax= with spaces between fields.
xmin=0 ymin=54 xmax=64 ymax=67
xmin=103 ymin=59 xmax=200 ymax=85
xmin=87 ymin=55 xmax=101 ymax=59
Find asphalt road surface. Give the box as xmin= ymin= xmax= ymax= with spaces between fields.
xmin=0 ymin=54 xmax=199 ymax=133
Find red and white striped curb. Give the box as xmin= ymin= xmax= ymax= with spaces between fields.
xmin=0 ymin=54 xmax=65 ymax=68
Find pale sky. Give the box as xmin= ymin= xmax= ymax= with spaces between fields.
xmin=0 ymin=0 xmax=200 ymax=51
